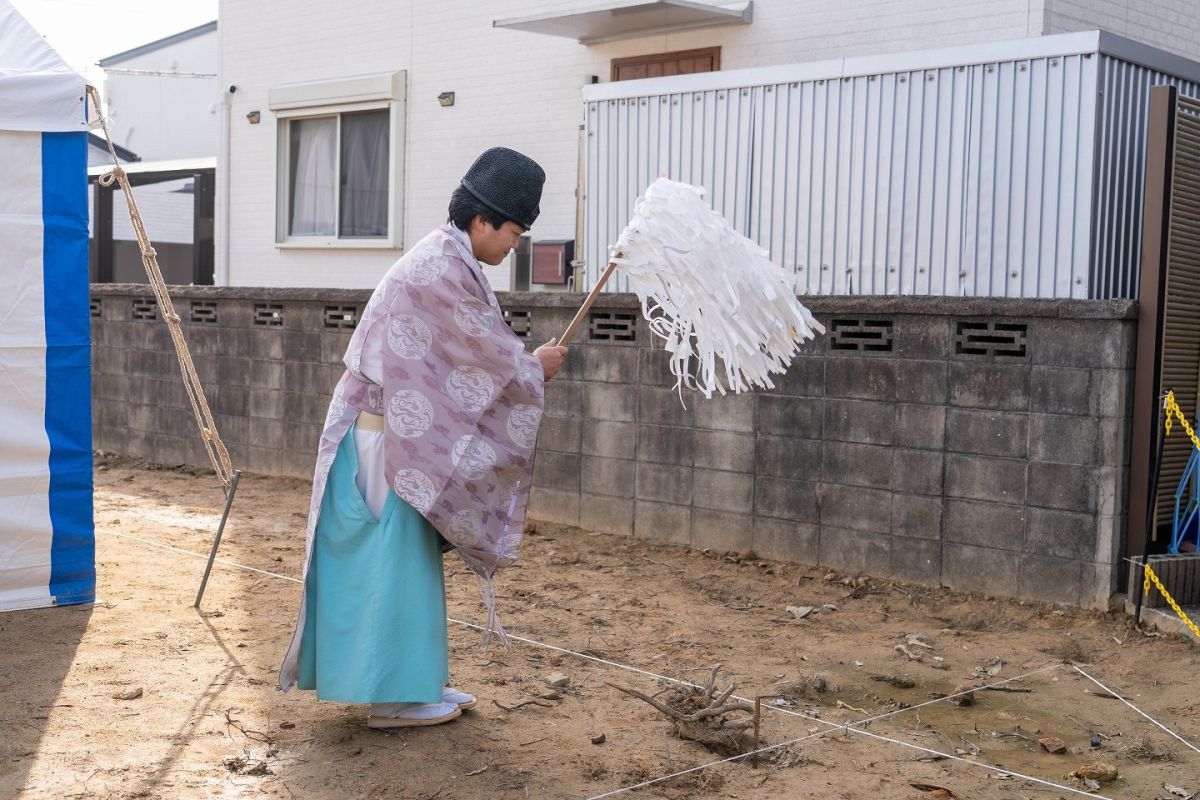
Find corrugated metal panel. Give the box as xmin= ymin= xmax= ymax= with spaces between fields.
xmin=583 ymin=33 xmax=1200 ymax=299
xmin=1092 ymin=58 xmax=1200 ymax=299
xmin=585 ymin=52 xmax=1100 ymax=297
xmin=1156 ymin=94 xmax=1200 ymax=527
xmin=585 ymin=87 xmax=755 ymax=293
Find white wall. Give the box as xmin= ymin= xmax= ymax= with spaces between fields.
xmin=102 ymin=29 xmax=219 ymax=161
xmin=1044 ymin=0 xmax=1200 ymax=61
xmin=219 ymin=0 xmax=1053 ymax=289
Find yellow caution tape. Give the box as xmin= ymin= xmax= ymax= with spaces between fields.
xmin=1143 ymin=562 xmax=1200 ymax=640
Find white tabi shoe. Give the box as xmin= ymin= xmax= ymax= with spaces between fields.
xmin=366 ymin=701 xmax=461 ymax=729
xmin=442 ymin=686 xmax=477 ymax=710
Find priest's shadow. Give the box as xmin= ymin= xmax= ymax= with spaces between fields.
xmin=0 ymin=603 xmax=93 ymax=797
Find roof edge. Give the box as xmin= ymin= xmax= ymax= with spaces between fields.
xmin=583 ymin=30 xmax=1106 ymax=101
xmin=98 ymin=20 xmax=217 ymax=66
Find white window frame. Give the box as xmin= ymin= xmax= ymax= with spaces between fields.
xmin=269 ymin=71 xmax=406 ymax=250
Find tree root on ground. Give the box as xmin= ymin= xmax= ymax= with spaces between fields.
xmin=607 ymin=664 xmax=762 ymax=757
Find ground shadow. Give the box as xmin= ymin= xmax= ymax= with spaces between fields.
xmin=0 ymin=603 xmax=94 ymax=797
xmin=122 ymin=611 xmax=248 ymax=800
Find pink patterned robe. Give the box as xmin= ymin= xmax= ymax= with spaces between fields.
xmin=279 ymin=225 xmax=545 ymax=691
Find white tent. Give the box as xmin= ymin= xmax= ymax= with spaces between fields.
xmin=0 ymin=0 xmax=94 ymax=610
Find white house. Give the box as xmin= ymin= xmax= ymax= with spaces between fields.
xmin=217 ymin=0 xmax=1200 ymax=291
xmin=98 ymin=20 xmax=218 ymax=161
xmin=90 ymin=22 xmax=219 ymax=285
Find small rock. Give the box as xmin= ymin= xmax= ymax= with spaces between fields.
xmin=539 ymin=691 xmax=563 ymax=701
xmin=1090 ymin=735 xmax=1102 ymax=749
xmin=1038 ymin=736 xmax=1067 ymax=754
xmin=1067 ymin=762 xmax=1118 ymax=783
xmin=786 ymin=605 xmax=814 ymax=621
xmin=737 ymin=548 xmax=757 ymax=562
xmin=546 ymin=673 xmax=570 ymax=688
xmin=823 ymin=571 xmax=838 ymax=582
xmin=591 ymin=733 xmax=606 ymax=745
xmin=810 ymin=674 xmax=828 ymax=693
xmin=946 ymin=685 xmax=974 ymax=707
xmin=279 ymin=721 xmax=296 ymax=730
xmin=870 ymin=674 xmax=915 ymax=689
xmin=112 ymin=687 xmax=143 ymax=701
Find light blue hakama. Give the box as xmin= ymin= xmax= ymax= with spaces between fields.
xmin=296 ymin=429 xmax=449 ymax=704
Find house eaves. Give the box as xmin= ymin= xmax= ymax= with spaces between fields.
xmin=98 ymin=20 xmax=217 ymax=67
xmin=494 ymin=1 xmax=751 ymax=45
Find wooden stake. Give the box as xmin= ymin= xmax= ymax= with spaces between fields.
xmin=558 ymin=260 xmax=618 ymax=347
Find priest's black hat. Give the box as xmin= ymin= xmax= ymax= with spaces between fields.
xmin=460 ymin=147 xmax=546 ymax=230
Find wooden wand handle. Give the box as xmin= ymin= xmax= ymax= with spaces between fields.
xmin=558 ymin=260 xmax=618 ymax=347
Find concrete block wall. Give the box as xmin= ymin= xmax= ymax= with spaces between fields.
xmin=517 ymin=294 xmax=1136 ymax=610
xmin=91 ymin=285 xmax=357 ymax=478
xmin=90 ymin=286 xmax=1136 ymax=608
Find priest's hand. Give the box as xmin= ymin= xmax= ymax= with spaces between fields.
xmin=533 ymin=338 xmax=568 ymax=382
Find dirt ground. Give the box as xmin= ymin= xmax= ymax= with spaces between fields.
xmin=2 ymin=457 xmax=1199 ymax=800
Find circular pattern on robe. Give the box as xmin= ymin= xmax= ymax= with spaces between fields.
xmin=454 ymin=297 xmax=493 ymax=338
xmin=402 ymin=250 xmax=446 ymax=286
xmin=386 ymin=389 xmax=434 ymax=438
xmin=449 ymin=509 xmax=485 ymax=546
xmin=452 ymin=435 xmax=497 ymax=480
xmin=445 ymin=366 xmax=496 ymax=413
xmin=393 ymin=469 xmax=436 ymax=513
xmin=514 ymin=347 xmax=538 ymax=381
xmin=324 ymin=392 xmax=348 ymax=427
xmin=506 ymin=404 xmax=541 ymax=449
xmin=387 ymin=314 xmax=432 ymax=359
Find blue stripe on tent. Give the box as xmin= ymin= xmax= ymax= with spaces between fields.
xmin=42 ymin=131 xmax=95 ymax=606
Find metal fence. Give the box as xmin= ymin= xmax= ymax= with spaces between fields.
xmin=583 ymin=31 xmax=1200 ymax=300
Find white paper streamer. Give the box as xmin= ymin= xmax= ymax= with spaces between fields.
xmin=611 ymin=178 xmax=825 ymax=399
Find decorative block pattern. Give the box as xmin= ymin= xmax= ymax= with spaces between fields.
xmin=954 ymin=320 xmax=1028 ymax=357
xmin=253 ymin=303 xmax=284 ymax=328
xmin=131 ymin=297 xmax=157 ymax=321
xmin=323 ymin=305 xmax=358 ymax=330
xmin=190 ymin=300 xmax=218 ymax=324
xmin=587 ymin=311 xmax=636 ymax=342
xmin=828 ymin=318 xmax=893 ymax=352
xmin=503 ymin=309 xmax=531 ymax=338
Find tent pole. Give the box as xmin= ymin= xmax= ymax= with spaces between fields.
xmin=194 ymin=469 xmax=242 ymax=608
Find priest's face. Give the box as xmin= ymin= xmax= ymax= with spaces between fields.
xmin=470 ymin=217 xmax=525 ymax=266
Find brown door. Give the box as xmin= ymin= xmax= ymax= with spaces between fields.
xmin=611 ymin=47 xmax=720 ymax=82
xmin=1129 ymin=85 xmax=1200 ymax=564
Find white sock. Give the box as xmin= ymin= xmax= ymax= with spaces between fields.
xmin=442 ymin=686 xmax=474 ymax=704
